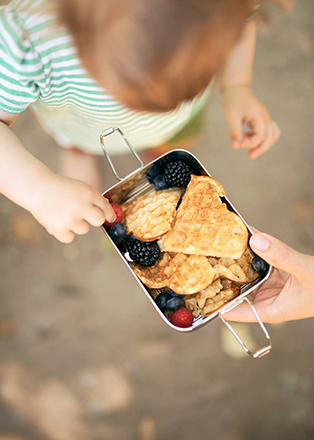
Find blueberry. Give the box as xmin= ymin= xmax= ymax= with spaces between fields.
xmin=251 ymin=255 xmax=268 ymax=274
xmin=166 ymin=296 xmax=183 ymax=311
xmin=146 ymin=164 xmax=161 ymax=183
xmin=127 ymin=233 xmax=137 ymax=243
xmin=108 ymin=223 xmax=126 ymax=242
xmin=169 ymin=289 xmax=185 ymax=299
xmin=153 ymin=174 xmax=169 ymax=191
xmin=156 ymin=292 xmax=172 ymax=311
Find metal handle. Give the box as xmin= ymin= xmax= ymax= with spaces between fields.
xmin=100 ymin=127 xmax=144 ymax=181
xmin=219 ymin=296 xmax=272 ymax=359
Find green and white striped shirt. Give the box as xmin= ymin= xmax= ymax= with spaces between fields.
xmin=0 ymin=0 xmax=212 ymax=155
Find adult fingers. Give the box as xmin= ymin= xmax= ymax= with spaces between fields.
xmin=250 ymin=233 xmax=310 ymax=280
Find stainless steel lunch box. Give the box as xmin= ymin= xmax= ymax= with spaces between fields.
xmin=100 ymin=127 xmax=273 ymax=359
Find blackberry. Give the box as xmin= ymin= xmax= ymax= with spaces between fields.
xmin=251 ymin=255 xmax=268 ymax=274
xmin=163 ymin=161 xmax=192 ymax=188
xmin=129 ymin=239 xmax=160 ymax=267
xmin=155 ymin=152 xmax=203 ymax=176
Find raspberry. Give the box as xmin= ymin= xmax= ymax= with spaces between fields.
xmin=129 ymin=239 xmax=160 ymax=267
xmin=103 ymin=203 xmax=124 ymax=227
xmin=104 ymin=192 xmax=113 ymax=203
xmin=170 ymin=307 xmax=194 ymax=328
xmin=163 ymin=161 xmax=192 ymax=188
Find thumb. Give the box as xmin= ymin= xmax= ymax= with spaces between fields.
xmin=250 ymin=233 xmax=308 ymax=279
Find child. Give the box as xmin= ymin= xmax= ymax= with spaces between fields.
xmin=0 ymin=0 xmax=280 ymax=244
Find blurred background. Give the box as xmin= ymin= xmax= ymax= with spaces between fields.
xmin=0 ymin=1 xmax=314 ymax=439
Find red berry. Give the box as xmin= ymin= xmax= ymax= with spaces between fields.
xmin=104 ymin=193 xmax=113 ymax=203
xmin=103 ymin=203 xmax=124 ymax=227
xmin=170 ymin=307 xmax=193 ymax=328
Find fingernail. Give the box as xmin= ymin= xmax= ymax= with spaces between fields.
xmin=109 ymin=213 xmax=117 ymax=223
xmin=250 ymin=234 xmax=270 ymax=251
xmin=232 ymin=139 xmax=240 ymax=148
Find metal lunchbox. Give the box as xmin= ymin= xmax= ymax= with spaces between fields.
xmin=100 ymin=127 xmax=273 ymax=359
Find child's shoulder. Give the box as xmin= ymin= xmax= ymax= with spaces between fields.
xmin=1 ymin=0 xmax=57 ymax=37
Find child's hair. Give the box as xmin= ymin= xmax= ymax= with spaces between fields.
xmin=57 ymin=0 xmax=253 ymax=112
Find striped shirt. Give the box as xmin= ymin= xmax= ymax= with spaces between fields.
xmin=0 ymin=0 xmax=212 ymax=155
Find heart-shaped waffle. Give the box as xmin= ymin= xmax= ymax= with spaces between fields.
xmin=122 ymin=188 xmax=183 ymax=241
xmin=159 ymin=175 xmax=248 ymax=259
xmin=131 ymin=252 xmax=216 ymax=295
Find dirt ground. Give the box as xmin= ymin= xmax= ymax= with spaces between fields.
xmin=0 ymin=2 xmax=314 ymax=440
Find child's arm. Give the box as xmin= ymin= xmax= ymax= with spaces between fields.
xmin=217 ymin=20 xmax=281 ymax=159
xmin=0 ymin=111 xmax=116 ymax=243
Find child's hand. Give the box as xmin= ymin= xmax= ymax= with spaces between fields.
xmin=221 ymin=85 xmax=281 ymax=159
xmin=29 ymin=172 xmax=116 ymax=243
xmin=224 ymin=232 xmax=314 ymax=323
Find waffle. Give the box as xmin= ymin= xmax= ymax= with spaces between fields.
xmin=184 ymin=278 xmax=240 ymax=318
xmin=131 ymin=252 xmax=217 ymax=295
xmin=165 ymin=253 xmax=217 ymax=295
xmin=212 ymin=247 xmax=259 ymax=284
xmin=159 ymin=175 xmax=248 ymax=259
xmin=130 ymin=252 xmax=173 ymax=289
xmin=122 ymin=188 xmax=183 ymax=241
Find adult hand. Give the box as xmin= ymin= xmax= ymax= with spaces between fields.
xmin=224 ymin=232 xmax=314 ymax=323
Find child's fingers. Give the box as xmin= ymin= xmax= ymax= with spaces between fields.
xmin=241 ymin=118 xmax=267 ymax=149
xmin=94 ymin=195 xmax=116 ymax=223
xmin=248 ymin=121 xmax=280 ymax=159
xmin=55 ymin=230 xmax=75 ymax=244
xmin=84 ymin=205 xmax=107 ymax=227
xmin=71 ymin=219 xmax=90 ymax=235
xmin=227 ymin=115 xmax=244 ymax=149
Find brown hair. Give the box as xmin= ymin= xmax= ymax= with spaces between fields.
xmin=57 ymin=0 xmax=253 ymax=112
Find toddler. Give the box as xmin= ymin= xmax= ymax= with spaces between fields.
xmin=0 ymin=0 xmax=280 ymax=244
